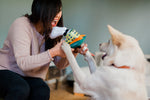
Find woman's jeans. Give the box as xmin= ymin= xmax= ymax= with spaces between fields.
xmin=0 ymin=70 xmax=50 ymax=100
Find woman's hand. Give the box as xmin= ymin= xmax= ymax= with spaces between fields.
xmin=49 ymin=41 xmax=66 ymax=58
xmin=74 ymin=44 xmax=89 ymax=56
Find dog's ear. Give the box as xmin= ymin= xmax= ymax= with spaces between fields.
xmin=107 ymin=25 xmax=124 ymax=47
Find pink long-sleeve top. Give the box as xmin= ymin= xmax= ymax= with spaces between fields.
xmin=0 ymin=17 xmax=69 ymax=80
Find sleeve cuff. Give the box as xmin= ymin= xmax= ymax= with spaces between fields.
xmin=46 ymin=50 xmax=54 ymax=61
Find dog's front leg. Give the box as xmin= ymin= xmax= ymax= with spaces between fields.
xmin=84 ymin=51 xmax=97 ymax=74
xmin=61 ymin=42 xmax=86 ymax=85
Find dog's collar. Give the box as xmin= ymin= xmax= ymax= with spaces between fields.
xmin=111 ymin=64 xmax=134 ymax=69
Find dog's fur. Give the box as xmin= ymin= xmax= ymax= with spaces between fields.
xmin=61 ymin=25 xmax=148 ymax=100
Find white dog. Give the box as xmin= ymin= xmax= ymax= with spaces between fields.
xmin=61 ymin=25 xmax=148 ymax=100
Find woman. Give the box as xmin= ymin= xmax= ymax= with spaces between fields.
xmin=0 ymin=0 xmax=87 ymax=100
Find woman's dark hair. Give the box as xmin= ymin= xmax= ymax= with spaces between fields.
xmin=25 ymin=0 xmax=63 ymax=50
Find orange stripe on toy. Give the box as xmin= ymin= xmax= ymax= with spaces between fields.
xmin=70 ymin=35 xmax=86 ymax=45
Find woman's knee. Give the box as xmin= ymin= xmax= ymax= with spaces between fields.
xmin=36 ymin=83 xmax=50 ymax=100
xmin=15 ymin=82 xmax=30 ymax=96
xmin=34 ymin=79 xmax=50 ymax=96
xmin=3 ymin=78 xmax=30 ymax=100
xmin=8 ymin=78 xmax=30 ymax=97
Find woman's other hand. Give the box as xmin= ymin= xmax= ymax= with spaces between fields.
xmin=74 ymin=44 xmax=88 ymax=55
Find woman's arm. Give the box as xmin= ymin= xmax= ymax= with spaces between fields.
xmin=9 ymin=19 xmax=53 ymax=71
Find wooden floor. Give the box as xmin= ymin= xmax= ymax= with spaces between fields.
xmin=48 ymin=81 xmax=90 ymax=100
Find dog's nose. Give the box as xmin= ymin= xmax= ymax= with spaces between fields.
xmin=99 ymin=43 xmax=102 ymax=46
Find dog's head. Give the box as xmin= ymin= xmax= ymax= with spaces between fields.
xmin=100 ymin=25 xmax=146 ymax=73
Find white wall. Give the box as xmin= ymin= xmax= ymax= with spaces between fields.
xmin=0 ymin=0 xmax=32 ymax=47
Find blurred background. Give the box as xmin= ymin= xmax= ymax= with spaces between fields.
xmin=0 ymin=0 xmax=150 ymax=74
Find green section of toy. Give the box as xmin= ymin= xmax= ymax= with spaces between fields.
xmin=64 ymin=29 xmax=86 ymax=48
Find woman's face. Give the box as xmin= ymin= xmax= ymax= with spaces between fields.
xmin=51 ymin=11 xmax=62 ymax=27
